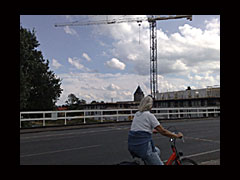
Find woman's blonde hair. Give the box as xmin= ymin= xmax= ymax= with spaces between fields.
xmin=138 ymin=96 xmax=153 ymax=112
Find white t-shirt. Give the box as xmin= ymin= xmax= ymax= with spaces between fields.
xmin=130 ymin=111 xmax=160 ymax=134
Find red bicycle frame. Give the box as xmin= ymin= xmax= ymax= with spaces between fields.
xmin=165 ymin=140 xmax=181 ymax=165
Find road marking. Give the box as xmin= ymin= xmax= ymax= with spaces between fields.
xmin=199 ymin=159 xmax=220 ymax=165
xmin=20 ymin=129 xmax=112 ymax=140
xmin=20 ymin=135 xmax=80 ymax=143
xmin=184 ymin=136 xmax=220 ymax=144
xmin=20 ymin=144 xmax=101 ymax=158
xmin=163 ymin=149 xmax=220 ymax=162
xmin=183 ymin=149 xmax=220 ymax=158
xmin=20 ymin=126 xmax=129 ymax=140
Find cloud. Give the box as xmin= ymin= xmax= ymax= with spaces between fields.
xmin=55 ymin=16 xmax=220 ymax=105
xmin=106 ymin=83 xmax=120 ymax=91
xmin=94 ymin=16 xmax=219 ymax=78
xmin=105 ymin=58 xmax=126 ymax=70
xmin=56 ymin=69 xmax=220 ymax=105
xmin=68 ymin=57 xmax=91 ymax=72
xmin=68 ymin=57 xmax=84 ymax=70
xmin=56 ymin=72 xmax=149 ymax=105
xmin=82 ymin=53 xmax=91 ymax=61
xmin=205 ymin=18 xmax=220 ymax=35
xmin=63 ymin=26 xmax=78 ymax=36
xmin=52 ymin=58 xmax=62 ymax=69
xmin=61 ymin=16 xmax=219 ymax=85
xmin=172 ymin=59 xmax=188 ymax=71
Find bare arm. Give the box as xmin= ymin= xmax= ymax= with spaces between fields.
xmin=154 ymin=125 xmax=183 ymax=139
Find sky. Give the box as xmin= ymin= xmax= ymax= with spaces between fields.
xmin=20 ymin=15 xmax=220 ymax=105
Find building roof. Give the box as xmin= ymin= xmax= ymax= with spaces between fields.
xmin=134 ymin=85 xmax=143 ymax=94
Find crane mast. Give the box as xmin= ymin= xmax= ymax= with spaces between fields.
xmin=149 ymin=19 xmax=157 ymax=99
xmin=55 ymin=15 xmax=192 ymax=99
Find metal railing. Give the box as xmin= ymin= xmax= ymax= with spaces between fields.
xmin=20 ymin=106 xmax=220 ymax=128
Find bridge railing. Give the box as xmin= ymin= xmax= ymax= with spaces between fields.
xmin=20 ymin=106 xmax=220 ymax=128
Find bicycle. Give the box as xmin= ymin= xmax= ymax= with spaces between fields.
xmin=164 ymin=126 xmax=197 ymax=165
xmin=118 ymin=126 xmax=198 ymax=165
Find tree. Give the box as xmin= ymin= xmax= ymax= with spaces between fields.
xmin=20 ymin=26 xmax=63 ymax=111
xmin=65 ymin=93 xmax=87 ymax=105
xmin=65 ymin=93 xmax=80 ymax=105
xmin=65 ymin=94 xmax=86 ymax=110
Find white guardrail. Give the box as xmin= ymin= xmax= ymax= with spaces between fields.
xmin=20 ymin=107 xmax=220 ymax=128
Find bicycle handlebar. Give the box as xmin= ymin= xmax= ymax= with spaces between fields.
xmin=167 ymin=126 xmax=184 ymax=143
xmin=180 ymin=136 xmax=185 ymax=143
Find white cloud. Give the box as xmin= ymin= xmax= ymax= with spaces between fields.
xmin=82 ymin=53 xmax=91 ymax=61
xmin=194 ymin=75 xmax=203 ymax=81
xmin=52 ymin=58 xmax=62 ymax=69
xmin=205 ymin=18 xmax=220 ymax=35
xmin=172 ymin=59 xmax=188 ymax=71
xmin=56 ymin=70 xmax=220 ymax=105
xmin=106 ymin=83 xmax=120 ymax=91
xmin=56 ymin=72 xmax=149 ymax=105
xmin=55 ymin=16 xmax=220 ymax=105
xmin=68 ymin=57 xmax=84 ymax=70
xmin=105 ymin=58 xmax=126 ymax=70
xmin=94 ymin=16 xmax=219 ymax=78
xmin=61 ymin=16 xmax=219 ymax=86
xmin=127 ymin=54 xmax=138 ymax=61
xmin=63 ymin=26 xmax=78 ymax=36
xmin=68 ymin=57 xmax=91 ymax=72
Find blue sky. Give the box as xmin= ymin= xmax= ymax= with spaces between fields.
xmin=20 ymin=15 xmax=220 ymax=105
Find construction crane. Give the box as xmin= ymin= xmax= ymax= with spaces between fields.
xmin=55 ymin=15 xmax=192 ymax=99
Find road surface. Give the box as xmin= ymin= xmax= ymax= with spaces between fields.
xmin=20 ymin=118 xmax=220 ymax=165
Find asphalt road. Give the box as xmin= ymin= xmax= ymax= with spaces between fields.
xmin=20 ymin=118 xmax=220 ymax=165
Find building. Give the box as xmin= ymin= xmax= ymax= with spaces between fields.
xmin=154 ymin=86 xmax=220 ymax=108
xmin=59 ymin=86 xmax=220 ymax=111
xmin=156 ymin=86 xmax=220 ymax=100
xmin=55 ymin=86 xmax=219 ymax=122
xmin=134 ymin=86 xmax=144 ymax=102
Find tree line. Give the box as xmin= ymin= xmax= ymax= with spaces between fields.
xmin=62 ymin=93 xmax=105 ymax=110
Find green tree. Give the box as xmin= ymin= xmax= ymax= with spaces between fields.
xmin=20 ymin=26 xmax=62 ymax=111
xmin=65 ymin=94 xmax=86 ymax=110
xmin=65 ymin=93 xmax=80 ymax=105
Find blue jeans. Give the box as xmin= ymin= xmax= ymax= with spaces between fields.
xmin=144 ymin=142 xmax=164 ymax=165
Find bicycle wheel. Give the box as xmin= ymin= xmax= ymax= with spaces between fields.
xmin=180 ymin=158 xmax=198 ymax=165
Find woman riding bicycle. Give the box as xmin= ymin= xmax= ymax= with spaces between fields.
xmin=128 ymin=95 xmax=183 ymax=165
